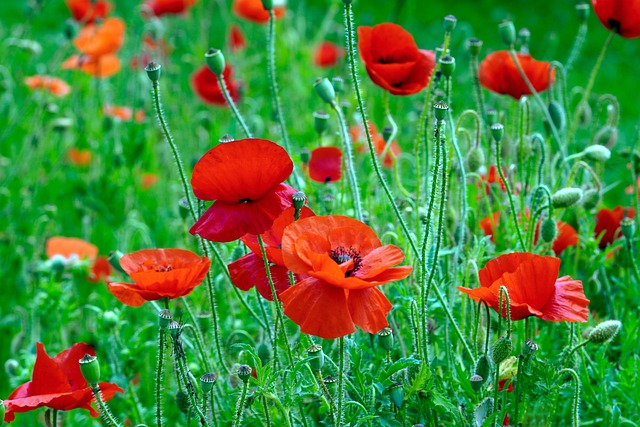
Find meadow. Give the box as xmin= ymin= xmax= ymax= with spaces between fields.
xmin=1 ymin=0 xmax=639 ymax=426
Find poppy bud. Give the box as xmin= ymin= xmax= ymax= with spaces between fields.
xmin=389 ymin=383 xmax=404 ymax=407
xmin=237 ymin=364 xmax=252 ymax=383
xmin=167 ymin=320 xmax=181 ymax=338
xmin=467 ymin=147 xmax=485 ymax=172
xmin=377 ymin=327 xmax=394 ymax=351
xmin=582 ymin=144 xmax=611 ymax=162
xmin=490 ymin=123 xmax=504 ymax=143
xmin=588 ymin=320 xmax=622 ymax=344
xmin=474 ymin=354 xmax=492 ymax=384
xmin=443 ymin=15 xmax=457 ymax=33
xmin=486 ymin=108 xmax=498 ymax=126
xmin=491 ymin=336 xmax=512 ymax=366
xmin=518 ymin=28 xmax=531 ymax=52
xmin=300 ymin=147 xmax=311 ymax=164
xmin=621 ymin=218 xmax=635 ymax=241
xmin=5 ymin=359 xmax=19 ymax=377
xmin=312 ymin=112 xmax=330 ymax=136
xmin=314 ymin=78 xmax=336 ymax=105
xmin=433 ymin=101 xmax=449 ymax=121
xmin=103 ymin=311 xmax=119 ymax=329
xmin=307 ymin=344 xmax=324 ymax=372
xmin=175 ymin=390 xmax=191 ymax=414
xmin=200 ymin=372 xmax=218 ymax=393
xmin=260 ymin=0 xmax=273 ymax=10
xmin=547 ymin=101 xmax=566 ymax=131
xmin=440 ymin=55 xmax=455 ymax=78
xmin=205 ymin=48 xmax=225 ymax=76
xmin=159 ymin=309 xmax=172 ymax=329
xmin=292 ymin=191 xmax=306 ymax=211
xmin=467 ymin=38 xmax=483 ymax=57
xmin=498 ymin=20 xmax=516 ymax=47
xmin=577 ymin=102 xmax=592 ymax=128
xmin=145 ymin=62 xmax=162 ymax=82
xmin=581 ymin=189 xmax=600 ymax=210
xmin=540 ymin=218 xmax=557 ymax=243
xmin=331 ymin=76 xmax=344 ymax=94
xmin=576 ymin=3 xmax=590 ymax=22
xmin=595 ymin=125 xmax=618 ymax=147
xmin=470 ymin=374 xmax=484 ymax=392
xmin=219 ymin=134 xmax=235 ymax=143
xmin=108 ymin=250 xmax=125 ymax=273
xmin=521 ymin=338 xmax=539 ymax=357
xmin=551 ymin=188 xmax=583 ymax=208
xmin=79 ymin=354 xmax=100 ymax=385
xmin=178 ymin=197 xmax=190 ymax=220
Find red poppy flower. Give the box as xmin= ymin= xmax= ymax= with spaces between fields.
xmin=191 ymin=64 xmax=241 ymax=106
xmin=63 ymin=18 xmax=125 ymax=78
xmin=24 ymin=75 xmax=71 ymax=97
xmin=107 ymin=248 xmax=211 ymax=306
xmin=350 ymin=122 xmax=400 ymax=168
xmin=479 ymin=51 xmax=554 ymax=99
xmin=68 ymin=148 xmax=92 ymax=166
xmin=592 ymin=0 xmax=640 ymax=39
xmin=229 ymin=24 xmax=247 ymax=52
xmin=88 ymin=256 xmax=112 ymax=283
xmin=3 ymin=342 xmax=123 ymax=423
xmin=229 ymin=206 xmax=315 ymax=300
xmin=47 ymin=237 xmax=98 ymax=261
xmin=308 ymin=146 xmax=342 ymax=183
xmin=104 ymin=105 xmax=132 ymax=121
xmin=595 ymin=206 xmax=636 ymax=248
xmin=479 ymin=212 xmax=501 ymax=243
xmin=357 ymin=23 xmax=435 ymax=96
xmin=142 ymin=0 xmax=198 ymax=17
xmin=479 ymin=165 xmax=507 ymax=194
xmin=66 ymin=0 xmax=111 ymax=24
xmin=232 ymin=0 xmax=285 ymax=23
xmin=314 ymin=41 xmax=344 ymax=68
xmin=141 ymin=173 xmax=158 ymax=189
xmin=279 ymin=215 xmax=412 ymax=339
xmin=458 ymin=252 xmax=589 ymax=322
xmin=190 ymin=138 xmax=296 ymax=243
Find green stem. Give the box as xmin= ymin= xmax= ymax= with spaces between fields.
xmin=558 ymin=368 xmax=581 ymax=427
xmin=52 ymin=409 xmax=58 ymax=427
xmin=91 ymin=384 xmax=121 ymax=427
xmin=176 ymin=357 xmax=211 ymax=427
xmin=337 ymin=336 xmax=345 ymax=427
xmin=181 ymin=299 xmax=212 ymax=372
xmin=469 ymin=53 xmax=486 ymax=121
xmin=216 ymin=74 xmax=252 ymax=138
xmin=315 ymin=372 xmax=338 ymax=425
xmin=566 ymin=22 xmax=588 ymax=72
xmin=233 ymin=381 xmax=249 ymax=427
xmin=156 ymin=328 xmax=166 ymax=427
xmin=380 ymin=91 xmax=398 ymax=160
xmin=495 ymin=137 xmax=526 ymax=249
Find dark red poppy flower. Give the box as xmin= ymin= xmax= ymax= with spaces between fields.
xmin=357 ymin=23 xmax=435 ymax=96
xmin=66 ymin=0 xmax=110 ymax=24
xmin=3 ymin=342 xmax=123 ymax=423
xmin=229 ymin=206 xmax=315 ymax=300
xmin=308 ymin=146 xmax=342 ymax=183
xmin=107 ymin=248 xmax=211 ymax=306
xmin=592 ymin=0 xmax=640 ymax=39
xmin=142 ymin=0 xmax=198 ymax=17
xmin=458 ymin=252 xmax=590 ymax=322
xmin=232 ymin=0 xmax=285 ymax=24
xmin=191 ymin=64 xmax=241 ymax=106
xmin=279 ymin=215 xmax=412 ymax=339
xmin=190 ymin=138 xmax=296 ymax=243
xmin=229 ymin=24 xmax=247 ymax=52
xmin=594 ymin=206 xmax=636 ymax=248
xmin=313 ymin=41 xmax=344 ymax=68
xmin=479 ymin=212 xmax=501 ymax=243
xmin=479 ymin=51 xmax=554 ymax=99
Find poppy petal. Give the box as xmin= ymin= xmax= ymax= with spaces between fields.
xmin=540 ymin=276 xmax=590 ymax=322
xmin=347 ymin=288 xmax=392 ymax=334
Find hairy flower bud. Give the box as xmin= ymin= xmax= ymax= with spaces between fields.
xmin=540 ymin=218 xmax=557 ymax=243
xmin=582 ymin=145 xmax=611 ymax=162
xmin=588 ymin=320 xmax=622 ymax=344
xmin=491 ymin=337 xmax=512 ymax=365
xmin=551 ymin=188 xmax=583 ymax=208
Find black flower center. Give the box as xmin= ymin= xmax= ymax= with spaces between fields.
xmin=238 ymin=198 xmax=252 ymax=204
xmin=329 ymin=246 xmax=362 ymax=277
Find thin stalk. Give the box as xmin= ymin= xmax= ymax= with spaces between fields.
xmin=558 ymin=368 xmax=581 ymax=427
xmin=495 ymin=137 xmax=526 ymax=249
xmin=216 ymin=74 xmax=252 ymax=137
xmin=91 ymin=384 xmax=121 ymax=427
xmin=233 ymin=381 xmax=250 ymax=427
xmin=337 ymin=336 xmax=346 ymax=427
xmin=315 ymin=372 xmax=338 ymax=425
xmin=156 ymin=328 xmax=166 ymax=427
xmin=52 ymin=409 xmax=58 ymax=427
xmin=566 ymin=21 xmax=588 ymax=72
xmin=181 ymin=299 xmax=212 ymax=372
xmin=176 ymin=357 xmax=210 ymax=427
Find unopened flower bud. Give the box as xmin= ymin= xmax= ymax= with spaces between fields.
xmin=498 ymin=20 xmax=516 ymax=47
xmin=588 ymin=320 xmax=622 ymax=344
xmin=300 ymin=147 xmax=311 ymax=164
xmin=158 ymin=309 xmax=172 ymax=329
xmin=576 ymin=3 xmax=590 ymax=22
xmin=389 ymin=383 xmax=404 ymax=407
xmin=205 ymin=48 xmax=225 ymax=76
xmin=314 ymin=77 xmax=336 ymax=105
xmin=64 ymin=19 xmax=78 ymax=40
xmin=378 ymin=327 xmax=394 ymax=352
xmin=581 ymin=189 xmax=601 ymax=210
xmin=331 ymin=76 xmax=344 ymax=93
xmin=621 ymin=218 xmax=635 ymax=241
xmin=433 ymin=101 xmax=449 ymax=121
xmin=5 ymin=359 xmax=19 ymax=377
xmin=467 ymin=38 xmax=483 ymax=56
xmin=582 ymin=144 xmax=611 ymax=162
xmin=103 ymin=311 xmax=119 ymax=329
xmin=167 ymin=320 xmax=181 ymax=338
xmin=540 ymin=218 xmax=557 ymax=243
xmin=313 ymin=111 xmax=330 ymax=135
xmin=470 ymin=374 xmax=484 ymax=392
xmin=307 ymin=344 xmax=324 ymax=372
xmin=200 ymin=372 xmax=218 ymax=393
xmin=474 ymin=354 xmax=492 ymax=383
xmin=145 ymin=62 xmax=161 ymax=82
xmin=237 ymin=364 xmax=252 ymax=383
xmin=491 ymin=336 xmax=512 ymax=365
xmin=551 ymin=188 xmax=583 ymax=208
xmin=79 ymin=354 xmax=100 ymax=385
xmin=595 ymin=125 xmax=618 ymax=147
xmin=175 ymin=390 xmax=191 ymax=414
xmin=490 ymin=123 xmax=504 ymax=143
xmin=467 ymin=147 xmax=485 ymax=172
xmin=547 ymin=101 xmax=566 ymax=131
xmin=443 ymin=15 xmax=457 ymax=33
xmin=440 ymin=55 xmax=455 ymax=78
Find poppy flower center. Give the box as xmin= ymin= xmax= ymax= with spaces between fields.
xmin=238 ymin=197 xmax=252 ymax=204
xmin=329 ymin=246 xmax=362 ymax=277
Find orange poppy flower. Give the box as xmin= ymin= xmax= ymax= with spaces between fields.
xmin=350 ymin=122 xmax=400 ymax=169
xmin=625 ymin=177 xmax=640 ymax=199
xmin=232 ymin=0 xmax=285 ymax=24
xmin=592 ymin=0 xmax=640 ymax=39
xmin=24 ymin=75 xmax=71 ymax=97
xmin=313 ymin=41 xmax=345 ymax=68
xmin=358 ymin=23 xmax=435 ymax=96
xmin=229 ymin=24 xmax=247 ymax=52
xmin=458 ymin=252 xmax=589 ymax=322
xmin=74 ymin=18 xmax=125 ymax=56
xmin=279 ymin=215 xmax=412 ymax=339
xmin=62 ymin=54 xmax=121 ymax=78
xmin=107 ymin=248 xmax=211 ymax=307
xmin=594 ymin=206 xmax=636 ymax=248
xmin=47 ymin=237 xmax=98 ymax=261
xmin=479 ymin=51 xmax=554 ymax=99
xmin=191 ymin=64 xmax=241 ymax=106
xmin=308 ymin=146 xmax=342 ymax=183
xmin=104 ymin=105 xmax=133 ymax=121
xmin=68 ymin=148 xmax=92 ymax=166
xmin=229 ymin=206 xmax=314 ymax=300
xmin=141 ymin=173 xmax=158 ymax=189
xmin=142 ymin=0 xmax=198 ymax=17
xmin=478 ymin=165 xmax=507 ymax=194
xmin=66 ymin=0 xmax=111 ymax=24
xmin=190 ymin=138 xmax=296 ymax=243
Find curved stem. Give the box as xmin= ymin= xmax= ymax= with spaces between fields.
xmin=495 ymin=138 xmax=526 ymax=249
xmin=216 ymin=74 xmax=252 ymax=137
xmin=558 ymin=368 xmax=581 ymax=427
xmin=91 ymin=384 xmax=121 ymax=427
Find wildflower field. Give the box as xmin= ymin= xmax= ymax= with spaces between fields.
xmin=2 ymin=0 xmax=640 ymax=426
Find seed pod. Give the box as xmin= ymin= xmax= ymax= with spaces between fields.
xmin=490 ymin=123 xmax=504 ymax=143
xmin=467 ymin=38 xmax=483 ymax=57
xmin=145 ymin=62 xmax=162 ymax=82
xmin=498 ymin=20 xmax=516 ymax=47
xmin=313 ymin=111 xmax=330 ymax=135
xmin=158 ymin=310 xmax=172 ymax=329
xmin=205 ymin=48 xmax=225 ymax=76
xmin=307 ymin=344 xmax=324 ymax=372
xmin=621 ymin=218 xmax=635 ymax=241
xmin=389 ymin=383 xmax=404 ymax=407
xmin=79 ymin=354 xmax=100 ymax=385
xmin=440 ymin=56 xmax=455 ymax=78
xmin=434 ymin=101 xmax=449 ymax=121
xmin=521 ymin=338 xmax=539 ymax=357
xmin=377 ymin=327 xmax=394 ymax=352
xmin=443 ymin=15 xmax=457 ymax=33
xmin=470 ymin=374 xmax=484 ymax=392
xmin=588 ymin=320 xmax=622 ymax=344
xmin=237 ymin=364 xmax=252 ymax=383
xmin=474 ymin=354 xmax=492 ymax=384
xmin=313 ymin=77 xmax=336 ymax=105
xmin=200 ymin=372 xmax=218 ymax=393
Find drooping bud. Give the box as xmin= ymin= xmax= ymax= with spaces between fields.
xmin=313 ymin=111 xmax=330 ymax=135
xmin=377 ymin=327 xmax=394 ymax=352
xmin=474 ymin=354 xmax=492 ymax=384
xmin=205 ymin=48 xmax=226 ymax=76
xmin=621 ymin=218 xmax=635 ymax=241
xmin=158 ymin=309 xmax=172 ymax=329
xmin=443 ymin=15 xmax=457 ymax=33
xmin=433 ymin=101 xmax=449 ymax=121
xmin=79 ymin=354 xmax=100 ymax=385
xmin=175 ymin=390 xmax=191 ymax=414
xmin=467 ymin=38 xmax=483 ymax=57
xmin=467 ymin=147 xmax=485 ymax=172
xmin=588 ymin=320 xmax=622 ymax=344
xmin=498 ymin=20 xmax=516 ymax=47
xmin=595 ymin=125 xmax=618 ymax=147
xmin=540 ymin=218 xmax=557 ymax=243
xmin=470 ymin=374 xmax=484 ymax=392
xmin=314 ymin=77 xmax=336 ymax=105
xmin=491 ymin=336 xmax=512 ymax=366
xmin=439 ymin=56 xmax=456 ymax=78
xmin=581 ymin=189 xmax=601 ymax=210
xmin=237 ymin=364 xmax=252 ymax=383
xmin=582 ymin=145 xmax=611 ymax=162
xmin=307 ymin=344 xmax=324 ymax=372
xmin=490 ymin=123 xmax=504 ymax=143
xmin=551 ymin=188 xmax=583 ymax=208
xmin=389 ymin=383 xmax=404 ymax=407
xmin=547 ymin=101 xmax=566 ymax=131
xmin=144 ymin=62 xmax=162 ymax=82
xmin=200 ymin=372 xmax=218 ymax=393
xmin=576 ymin=3 xmax=590 ymax=22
